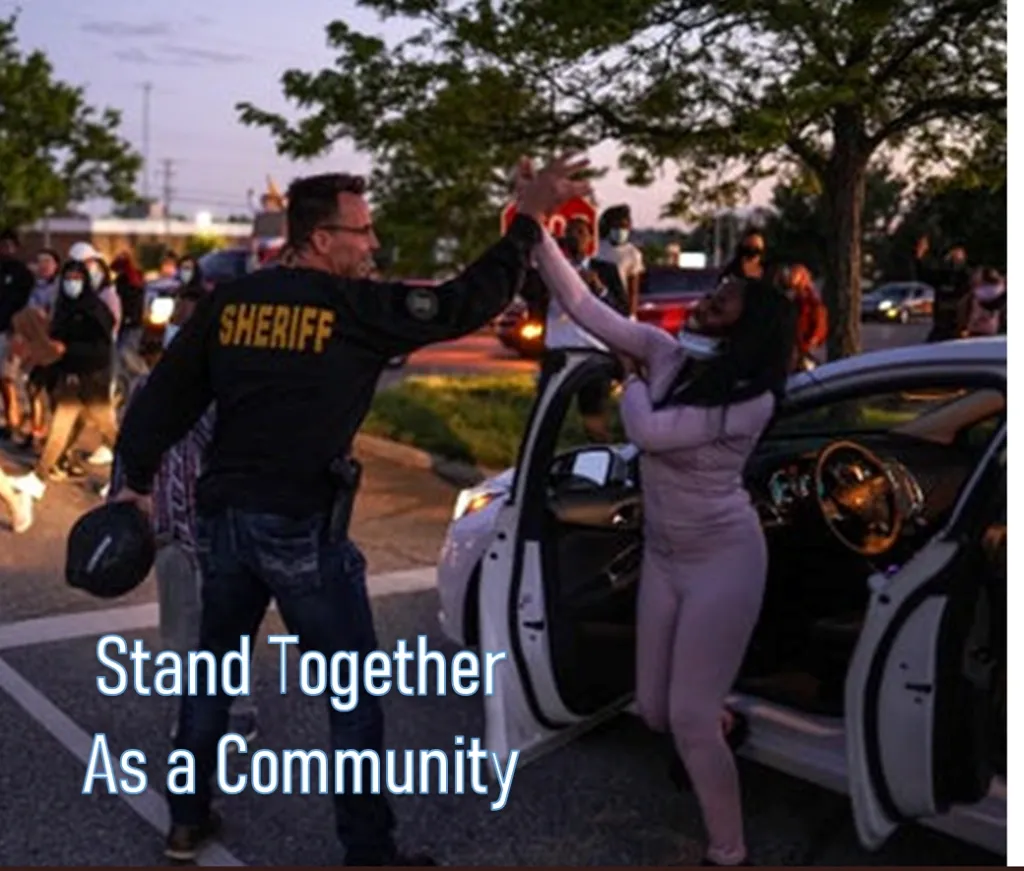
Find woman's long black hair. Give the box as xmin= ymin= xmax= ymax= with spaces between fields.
xmin=655 ymin=272 xmax=798 ymax=412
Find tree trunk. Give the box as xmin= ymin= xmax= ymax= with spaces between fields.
xmin=821 ymin=139 xmax=870 ymax=360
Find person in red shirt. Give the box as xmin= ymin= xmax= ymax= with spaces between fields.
xmin=778 ymin=264 xmax=827 ymax=370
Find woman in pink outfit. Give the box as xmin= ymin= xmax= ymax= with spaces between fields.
xmin=534 ymin=228 xmax=796 ymax=866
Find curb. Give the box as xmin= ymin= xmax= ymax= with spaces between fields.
xmin=353 ymin=433 xmax=502 ymax=489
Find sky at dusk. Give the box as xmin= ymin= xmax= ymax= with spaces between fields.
xmin=7 ymin=0 xmax=771 ymax=228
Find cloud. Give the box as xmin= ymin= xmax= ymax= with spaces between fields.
xmin=81 ymin=20 xmax=174 ymax=38
xmin=158 ymin=44 xmax=250 ymax=65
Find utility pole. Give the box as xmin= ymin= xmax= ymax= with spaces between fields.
xmin=160 ymin=158 xmax=174 ymax=240
xmin=141 ymin=82 xmax=152 ymax=202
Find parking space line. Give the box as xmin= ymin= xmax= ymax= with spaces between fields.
xmin=0 ymin=654 xmax=245 ymax=866
xmin=0 ymin=565 xmax=438 ymax=653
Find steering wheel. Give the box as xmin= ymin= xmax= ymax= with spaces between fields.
xmin=813 ymin=440 xmax=904 ymax=557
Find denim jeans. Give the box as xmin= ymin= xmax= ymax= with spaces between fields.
xmin=166 ymin=508 xmax=396 ymax=862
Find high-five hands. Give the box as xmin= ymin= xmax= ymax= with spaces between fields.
xmin=513 ymin=153 xmax=592 ymax=224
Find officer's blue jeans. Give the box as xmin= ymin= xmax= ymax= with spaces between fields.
xmin=166 ymin=508 xmax=396 ymax=862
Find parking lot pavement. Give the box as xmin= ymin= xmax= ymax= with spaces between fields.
xmin=0 ymin=442 xmax=1003 ymax=867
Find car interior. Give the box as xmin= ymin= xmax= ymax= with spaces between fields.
xmin=523 ymin=355 xmax=1005 ymax=775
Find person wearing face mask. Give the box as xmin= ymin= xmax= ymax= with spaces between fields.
xmin=597 ymin=205 xmax=645 ymax=315
xmin=522 ymin=155 xmax=796 ymax=864
xmin=7 ymin=260 xmax=119 ymax=502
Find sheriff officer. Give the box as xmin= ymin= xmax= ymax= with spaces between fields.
xmin=111 ymin=156 xmax=589 ymax=866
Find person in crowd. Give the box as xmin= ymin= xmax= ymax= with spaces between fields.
xmin=522 ymin=157 xmax=796 ymax=866
xmin=912 ymin=236 xmax=972 ymax=342
xmin=8 ymin=259 xmax=119 ymax=502
xmin=110 ymin=251 xmax=147 ymax=352
xmin=720 ymin=231 xmax=765 ymax=281
xmin=68 ymin=242 xmax=121 ymax=336
xmin=0 ymin=464 xmax=32 ymax=533
xmin=175 ymin=254 xmax=204 ymax=297
xmin=777 ymin=264 xmax=828 ymax=370
xmin=0 ymin=229 xmax=35 ymax=440
xmin=596 ymin=205 xmax=645 ymax=315
xmin=108 ymin=156 xmax=587 ymax=864
xmin=963 ymin=266 xmax=1006 ymax=337
xmin=522 ymin=215 xmax=628 ymax=441
xmin=11 ymin=249 xmax=63 ymax=451
xmin=108 ymin=277 xmax=258 ymax=745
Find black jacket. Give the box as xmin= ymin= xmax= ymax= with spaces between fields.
xmin=49 ymin=272 xmax=116 ymax=402
xmin=0 ymin=256 xmax=34 ymax=333
xmin=521 ymin=257 xmax=629 ymax=321
xmin=115 ymin=214 xmax=542 ymax=517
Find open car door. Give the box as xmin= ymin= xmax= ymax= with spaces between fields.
xmin=845 ymin=424 xmax=1005 ymax=850
xmin=481 ymin=348 xmax=642 ymax=769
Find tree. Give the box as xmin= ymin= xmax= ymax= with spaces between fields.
xmin=238 ymin=0 xmax=1005 ymax=356
xmin=763 ymin=163 xmax=905 ymax=282
xmin=0 ymin=13 xmax=140 ymax=227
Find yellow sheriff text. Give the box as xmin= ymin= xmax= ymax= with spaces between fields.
xmin=218 ymin=304 xmax=336 ymax=353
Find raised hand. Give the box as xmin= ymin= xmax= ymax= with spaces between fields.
xmin=514 ymin=153 xmax=592 ymax=223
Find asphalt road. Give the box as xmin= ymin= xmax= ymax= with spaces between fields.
xmin=0 ymin=316 xmax=997 ymax=866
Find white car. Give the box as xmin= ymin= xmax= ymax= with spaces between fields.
xmin=436 ymin=336 xmax=1006 ymax=857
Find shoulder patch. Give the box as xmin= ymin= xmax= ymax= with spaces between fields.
xmin=405 ymin=286 xmax=439 ymax=321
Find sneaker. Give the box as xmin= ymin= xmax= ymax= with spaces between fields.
xmin=11 ymin=490 xmax=33 ymax=533
xmin=164 ymin=810 xmax=223 ymax=862
xmin=88 ymin=446 xmax=114 ymax=465
xmin=10 ymin=472 xmax=45 ymax=501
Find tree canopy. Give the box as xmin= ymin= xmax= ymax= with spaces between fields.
xmin=239 ymin=0 xmax=1005 ymax=356
xmin=0 ymin=13 xmax=141 ymax=228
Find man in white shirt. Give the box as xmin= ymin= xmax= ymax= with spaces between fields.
xmin=596 ymin=204 xmax=645 ymax=315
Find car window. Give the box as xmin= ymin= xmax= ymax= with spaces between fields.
xmin=767 ymin=386 xmax=978 ymax=438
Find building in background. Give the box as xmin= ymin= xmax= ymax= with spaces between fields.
xmin=17 ymin=213 xmax=253 ymax=265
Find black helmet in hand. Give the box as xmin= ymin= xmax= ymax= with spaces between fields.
xmin=65 ymin=502 xmax=155 ymax=599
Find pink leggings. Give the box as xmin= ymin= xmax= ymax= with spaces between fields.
xmin=635 ymin=513 xmax=767 ymax=865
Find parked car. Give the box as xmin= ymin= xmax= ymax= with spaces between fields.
xmin=861 ymin=282 xmax=934 ymax=324
xmin=635 ymin=265 xmax=720 ymax=335
xmin=436 ymin=335 xmax=1006 ymax=857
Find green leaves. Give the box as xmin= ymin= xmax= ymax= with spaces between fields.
xmin=0 ymin=13 xmax=140 ymax=227
xmin=238 ymin=0 xmax=1005 ymax=345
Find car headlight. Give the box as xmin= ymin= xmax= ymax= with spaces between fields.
xmin=452 ymin=487 xmax=504 ymax=521
xmin=148 ymin=296 xmax=175 ymax=326
xmin=878 ymin=299 xmax=893 ymax=310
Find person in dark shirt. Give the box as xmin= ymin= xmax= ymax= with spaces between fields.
xmin=913 ymin=236 xmax=972 ymax=342
xmin=0 ymin=229 xmax=36 ymax=439
xmin=9 ymin=259 xmax=118 ymax=501
xmin=110 ymin=155 xmax=590 ymax=865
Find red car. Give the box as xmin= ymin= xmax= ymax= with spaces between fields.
xmin=634 ymin=265 xmax=720 ymax=335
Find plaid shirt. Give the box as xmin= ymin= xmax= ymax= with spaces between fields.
xmin=109 ymin=375 xmax=215 ymax=553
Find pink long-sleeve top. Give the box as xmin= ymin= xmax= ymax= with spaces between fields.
xmin=534 ymin=230 xmax=775 ymax=537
